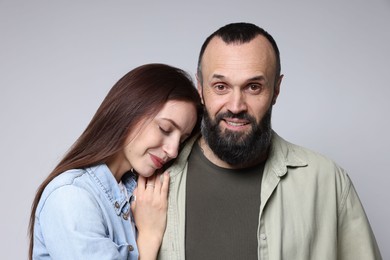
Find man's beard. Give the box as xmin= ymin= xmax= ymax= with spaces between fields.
xmin=201 ymin=107 xmax=273 ymax=166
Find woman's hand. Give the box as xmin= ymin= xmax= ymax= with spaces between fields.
xmin=131 ymin=171 xmax=170 ymax=260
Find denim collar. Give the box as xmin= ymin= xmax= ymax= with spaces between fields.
xmin=86 ymin=164 xmax=137 ymax=216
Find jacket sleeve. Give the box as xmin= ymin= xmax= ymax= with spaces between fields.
xmin=337 ymin=175 xmax=382 ymax=260
xmin=36 ymin=185 xmax=129 ymax=260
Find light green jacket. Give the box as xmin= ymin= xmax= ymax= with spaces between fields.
xmin=158 ymin=132 xmax=382 ymax=260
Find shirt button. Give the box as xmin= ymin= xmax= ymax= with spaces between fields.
xmin=115 ymin=201 xmax=120 ymax=208
xmin=128 ymin=245 xmax=134 ymax=251
xmin=260 ymin=233 xmax=267 ymax=240
xmin=122 ymin=214 xmax=129 ymax=220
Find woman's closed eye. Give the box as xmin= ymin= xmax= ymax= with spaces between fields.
xmin=159 ymin=126 xmax=171 ymax=135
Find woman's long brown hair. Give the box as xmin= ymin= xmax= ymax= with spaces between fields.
xmin=28 ymin=63 xmax=202 ymax=259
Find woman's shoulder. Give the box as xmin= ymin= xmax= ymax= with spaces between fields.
xmin=46 ymin=168 xmax=88 ymax=191
xmin=37 ymin=169 xmax=90 ymax=209
xmin=34 ymin=168 xmax=107 ymax=233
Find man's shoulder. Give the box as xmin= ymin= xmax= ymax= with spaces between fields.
xmin=271 ymin=132 xmax=349 ymax=183
xmin=272 ymin=132 xmax=339 ymax=166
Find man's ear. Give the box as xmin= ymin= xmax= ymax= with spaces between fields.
xmin=196 ymin=73 xmax=204 ymax=105
xmin=272 ymin=74 xmax=283 ymax=105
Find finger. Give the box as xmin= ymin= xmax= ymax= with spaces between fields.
xmin=131 ymin=187 xmax=138 ymax=203
xmin=145 ymin=175 xmax=156 ymax=191
xmin=154 ymin=173 xmax=163 ymax=195
xmin=137 ymin=175 xmax=147 ymax=195
xmin=130 ymin=189 xmax=137 ymax=212
xmin=160 ymin=171 xmax=170 ymax=198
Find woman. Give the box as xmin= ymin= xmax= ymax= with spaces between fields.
xmin=28 ymin=63 xmax=202 ymax=260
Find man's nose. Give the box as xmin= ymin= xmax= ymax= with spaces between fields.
xmin=227 ymin=90 xmax=247 ymax=114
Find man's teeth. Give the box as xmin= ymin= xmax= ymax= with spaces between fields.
xmin=227 ymin=121 xmax=246 ymax=126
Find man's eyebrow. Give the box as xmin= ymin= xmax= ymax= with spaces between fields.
xmin=247 ymin=75 xmax=266 ymax=81
xmin=211 ymin=74 xmax=266 ymax=82
xmin=211 ymin=74 xmax=225 ymax=80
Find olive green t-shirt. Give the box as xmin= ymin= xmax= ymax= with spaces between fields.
xmin=185 ymin=142 xmax=264 ymax=260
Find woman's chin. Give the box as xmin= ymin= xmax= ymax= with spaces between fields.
xmin=136 ymin=169 xmax=155 ymax=178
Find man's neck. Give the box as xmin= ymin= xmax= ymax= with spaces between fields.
xmin=198 ymin=136 xmax=268 ymax=169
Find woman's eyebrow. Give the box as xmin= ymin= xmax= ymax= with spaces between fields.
xmin=160 ymin=118 xmax=182 ymax=131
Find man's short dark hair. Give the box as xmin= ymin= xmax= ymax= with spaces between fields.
xmin=197 ymin=22 xmax=281 ymax=84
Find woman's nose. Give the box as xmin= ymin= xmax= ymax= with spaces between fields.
xmin=163 ymin=139 xmax=179 ymax=159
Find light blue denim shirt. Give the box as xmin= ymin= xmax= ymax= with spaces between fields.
xmin=33 ymin=164 xmax=139 ymax=260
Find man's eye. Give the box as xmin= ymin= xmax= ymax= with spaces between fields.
xmin=215 ymin=84 xmax=225 ymax=90
xmin=247 ymin=84 xmax=262 ymax=94
xmin=213 ymin=84 xmax=228 ymax=94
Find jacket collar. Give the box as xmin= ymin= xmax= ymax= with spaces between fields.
xmin=169 ymin=133 xmax=200 ymax=178
xmin=266 ymin=131 xmax=308 ymax=178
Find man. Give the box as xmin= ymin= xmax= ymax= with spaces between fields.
xmin=158 ymin=22 xmax=382 ymax=259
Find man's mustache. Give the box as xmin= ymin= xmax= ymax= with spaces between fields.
xmin=215 ymin=111 xmax=256 ymax=124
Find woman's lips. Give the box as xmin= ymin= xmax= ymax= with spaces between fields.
xmin=150 ymin=154 xmax=164 ymax=169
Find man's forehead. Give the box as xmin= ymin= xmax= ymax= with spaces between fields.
xmin=202 ymin=35 xmax=276 ymax=66
xmin=201 ymin=35 xmax=277 ymax=79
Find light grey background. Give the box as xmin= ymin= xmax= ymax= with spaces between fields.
xmin=1 ymin=1 xmax=389 ymax=259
